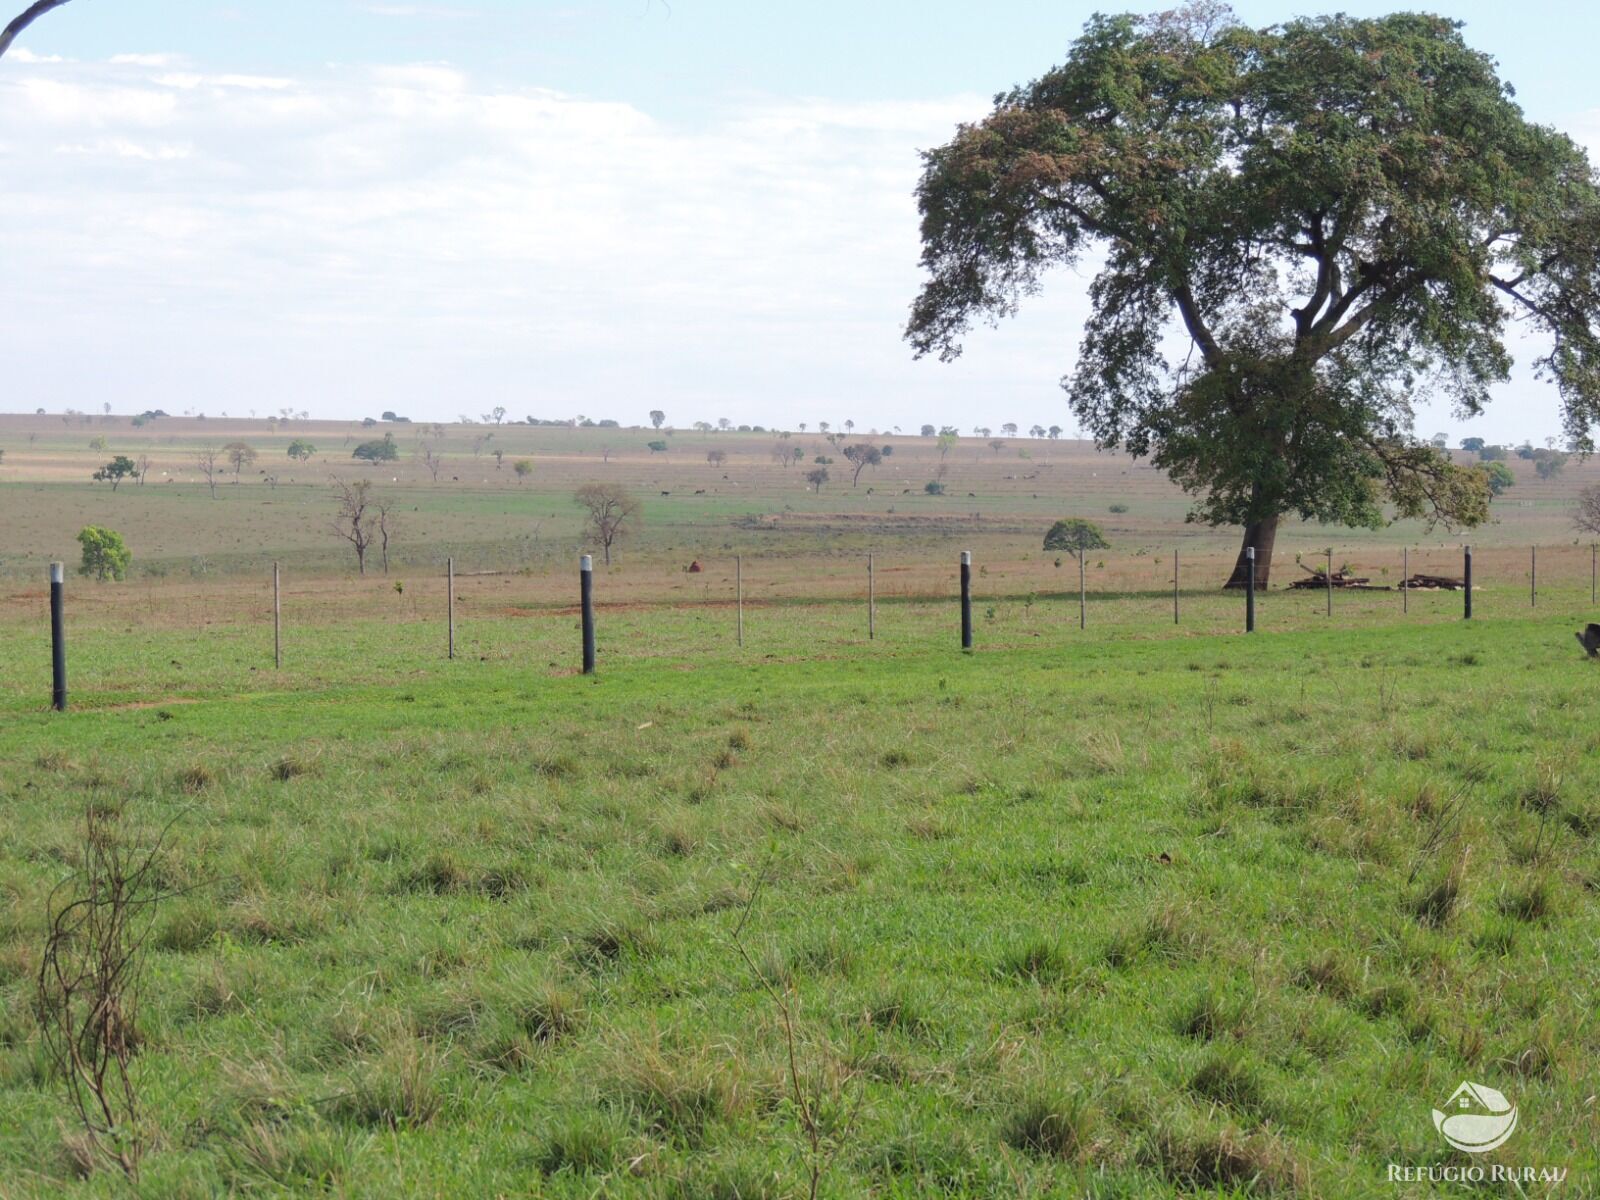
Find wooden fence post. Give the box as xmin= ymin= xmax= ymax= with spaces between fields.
xmin=868 ymin=553 xmax=876 ymax=640
xmin=736 ymin=555 xmax=744 ymax=648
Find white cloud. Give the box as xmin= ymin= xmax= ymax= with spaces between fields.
xmin=108 ymin=53 xmax=184 ymax=67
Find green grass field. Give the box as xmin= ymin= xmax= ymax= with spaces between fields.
xmin=2 ymin=591 xmax=1597 ymax=1197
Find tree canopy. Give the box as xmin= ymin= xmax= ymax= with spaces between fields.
xmin=908 ymin=3 xmax=1600 ymax=585
xmin=1043 ymin=518 xmax=1110 ymax=559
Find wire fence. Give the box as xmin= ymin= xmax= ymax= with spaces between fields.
xmin=8 ymin=540 xmax=1600 ymax=713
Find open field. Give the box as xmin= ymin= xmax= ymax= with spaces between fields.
xmin=2 ymin=416 xmax=1598 ymax=1197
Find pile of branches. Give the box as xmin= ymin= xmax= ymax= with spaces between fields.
xmin=1289 ymin=566 xmax=1392 ymax=591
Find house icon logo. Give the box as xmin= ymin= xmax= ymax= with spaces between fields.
xmin=1432 ymin=1082 xmax=1518 ymax=1153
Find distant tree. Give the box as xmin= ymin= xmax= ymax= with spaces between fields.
xmin=1048 ymin=426 xmax=1062 ymax=440
xmin=773 ymin=443 xmax=801 ymax=468
xmin=920 ymin=424 xmax=936 ymax=438
xmin=513 ymin=458 xmax=532 ymax=481
xmin=287 ymin=439 xmax=317 ymax=462
xmin=650 ymin=410 xmax=666 ymax=429
xmin=493 ymin=448 xmax=505 ymax=470
xmin=1478 ymin=444 xmax=1509 ymax=462
xmin=937 ymin=432 xmax=957 ymax=462
xmin=374 ymin=498 xmax=396 ymax=573
xmin=1515 ymin=442 xmax=1537 ymax=460
xmin=798 ymin=423 xmax=808 ymax=433
xmin=805 ymin=467 xmax=830 ymax=492
xmin=352 ymin=433 xmax=399 ymax=462
xmin=817 ymin=421 xmax=830 ymax=435
xmin=1459 ymin=437 xmax=1486 ymax=453
xmin=1430 ymin=432 xmax=1449 ymax=449
xmin=87 ymin=435 xmax=106 ymax=451
xmin=1043 ymin=518 xmax=1110 ymax=559
xmin=134 ymin=454 xmax=151 ymax=486
xmin=842 ymin=442 xmax=882 ymax=487
xmin=331 ymin=478 xmax=376 ymax=574
xmin=194 ymin=446 xmax=221 ymax=498
xmin=1030 ymin=425 xmax=1046 ymax=438
xmin=707 ymin=449 xmax=727 ymax=468
xmin=91 ymin=456 xmax=137 ymax=492
xmin=1479 ymin=461 xmax=1515 ymax=496
xmin=573 ymin=483 xmax=640 ymax=566
xmin=1001 ymin=422 xmax=1018 ymax=437
xmin=381 ymin=410 xmax=398 ymax=422
xmin=1534 ymin=449 xmax=1569 ymax=479
xmin=76 ymin=525 xmax=131 ymax=581
xmin=491 ymin=406 xmax=507 ymax=425
xmin=844 ymin=419 xmax=855 ymax=434
xmin=420 ymin=444 xmax=445 ymax=482
xmin=693 ymin=421 xmax=713 ymax=432
xmin=1575 ymin=484 xmax=1600 ymax=536
xmin=224 ymin=441 xmax=257 ymax=480
xmin=361 ymin=417 xmax=378 ymax=427
xmin=647 ymin=440 xmax=668 ymax=453
xmin=924 ymin=480 xmax=945 ymax=495
xmin=717 ymin=418 xmax=732 ymax=432
xmin=988 ymin=439 xmax=1006 ymax=455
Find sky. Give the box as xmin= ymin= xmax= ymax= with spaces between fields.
xmin=2 ymin=0 xmax=1597 ymax=443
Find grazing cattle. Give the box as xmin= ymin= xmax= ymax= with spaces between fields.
xmin=1577 ymin=624 xmax=1600 ymax=658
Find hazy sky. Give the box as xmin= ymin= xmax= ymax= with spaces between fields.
xmin=2 ymin=0 xmax=1596 ymax=443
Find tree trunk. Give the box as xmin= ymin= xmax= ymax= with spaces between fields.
xmin=1223 ymin=515 xmax=1279 ymax=589
xmin=603 ymin=542 xmax=612 ymax=566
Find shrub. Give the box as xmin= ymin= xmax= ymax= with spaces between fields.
xmin=924 ymin=481 xmax=945 ymax=495
xmin=1108 ymin=503 xmax=1128 ymax=513
xmin=352 ymin=434 xmax=398 ymax=462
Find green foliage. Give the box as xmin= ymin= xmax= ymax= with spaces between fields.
xmin=1478 ymin=444 xmax=1509 ymax=462
xmin=76 ymin=525 xmax=131 ymax=581
xmin=287 ymin=440 xmax=317 ymax=462
xmin=908 ymin=6 xmax=1600 ymax=552
xmin=1534 ymin=450 xmax=1570 ymax=480
xmin=1043 ymin=518 xmax=1109 ymax=558
xmin=512 ymin=459 xmax=532 ymax=479
xmin=352 ymin=433 xmax=399 ymax=462
xmin=647 ymin=440 xmax=668 ymax=453
xmin=1108 ymin=503 xmax=1128 ymax=514
xmin=924 ymin=480 xmax=945 ymax=495
xmin=91 ymin=455 xmax=137 ymax=491
xmin=1479 ymin=461 xmax=1516 ymax=496
xmin=1460 ymin=437 xmax=1486 ymax=452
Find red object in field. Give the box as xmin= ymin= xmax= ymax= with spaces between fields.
xmin=688 ymin=560 xmax=703 ymax=573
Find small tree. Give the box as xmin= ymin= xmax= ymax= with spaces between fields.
xmin=194 ymin=446 xmax=221 ymax=498
xmin=493 ymin=448 xmax=505 ymax=470
xmin=353 ymin=433 xmax=399 ymax=462
xmin=805 ymin=467 xmax=829 ymax=493
xmin=135 ymin=454 xmax=151 ymax=486
xmin=650 ymin=409 xmax=666 ymax=429
xmin=1575 ymin=484 xmax=1600 ymax=537
xmin=573 ymin=483 xmax=639 ymax=566
xmin=1479 ymin=461 xmax=1515 ymax=496
xmin=1043 ymin=518 xmax=1109 ymax=559
xmin=92 ymin=456 xmax=137 ymax=492
xmin=513 ymin=458 xmax=533 ymax=482
xmin=1460 ymin=437 xmax=1486 ymax=453
xmin=707 ymin=449 xmax=727 ymax=468
xmin=223 ymin=441 xmax=257 ymax=480
xmin=420 ymin=444 xmax=445 ymax=482
xmin=987 ymin=439 xmax=1006 ymax=455
xmin=332 ymin=479 xmax=375 ymax=574
xmin=924 ymin=480 xmax=945 ymax=495
xmin=1534 ymin=450 xmax=1569 ymax=480
xmin=842 ymin=443 xmax=882 ymax=487
xmin=920 ymin=424 xmax=936 ymax=438
xmin=647 ymin=440 xmax=668 ymax=454
xmin=287 ymin=439 xmax=316 ymax=462
xmin=77 ymin=526 xmax=131 ymax=580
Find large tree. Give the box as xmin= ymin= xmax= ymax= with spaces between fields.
xmin=907 ymin=4 xmax=1600 ymax=586
xmin=0 ymin=1 xmax=73 ymax=61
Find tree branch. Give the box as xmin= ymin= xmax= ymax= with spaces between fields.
xmin=0 ymin=0 xmax=74 ymax=61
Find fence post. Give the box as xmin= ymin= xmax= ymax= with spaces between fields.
xmin=1173 ymin=548 xmax=1179 ymax=624
xmin=736 ymin=555 xmax=743 ymax=648
xmin=273 ymin=562 xmax=282 ymax=669
xmin=447 ymin=557 xmax=455 ymax=660
xmin=1245 ymin=546 xmax=1256 ymax=633
xmin=960 ymin=551 xmax=972 ymax=650
xmin=868 ymin=553 xmax=876 ymax=640
xmin=1402 ymin=547 xmax=1408 ymax=614
xmin=50 ymin=562 xmax=66 ymax=712
xmin=1326 ymin=548 xmax=1333 ymax=617
xmin=1464 ymin=545 xmax=1473 ymax=620
xmin=1530 ymin=545 xmax=1536 ymax=608
xmin=1593 ymin=544 xmax=1597 ymax=606
xmin=1078 ymin=536 xmax=1087 ymax=630
xmin=580 ymin=554 xmax=596 ymax=674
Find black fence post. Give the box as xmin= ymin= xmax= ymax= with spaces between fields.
xmin=1402 ymin=547 xmax=1408 ymax=614
xmin=580 ymin=554 xmax=596 ymax=674
xmin=50 ymin=562 xmax=66 ymax=712
xmin=960 ymin=550 xmax=972 ymax=650
xmin=273 ymin=561 xmax=282 ymax=669
xmin=1530 ymin=545 xmax=1536 ymax=608
xmin=1326 ymin=548 xmax=1333 ymax=617
xmin=1464 ymin=546 xmax=1473 ymax=620
xmin=1593 ymin=544 xmax=1597 ymax=606
xmin=1245 ymin=546 xmax=1256 ymax=633
xmin=1173 ymin=548 xmax=1179 ymax=624
xmin=447 ymin=557 xmax=455 ymax=660
xmin=868 ymin=553 xmax=876 ymax=640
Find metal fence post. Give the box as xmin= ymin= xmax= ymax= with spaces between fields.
xmin=1326 ymin=548 xmax=1333 ymax=617
xmin=580 ymin=554 xmax=596 ymax=674
xmin=868 ymin=553 xmax=876 ymax=640
xmin=447 ymin=557 xmax=455 ymax=660
xmin=273 ymin=562 xmax=282 ymax=669
xmin=1245 ymin=546 xmax=1256 ymax=633
xmin=1464 ymin=545 xmax=1473 ymax=620
xmin=1530 ymin=545 xmax=1536 ymax=608
xmin=1078 ymin=536 xmax=1087 ymax=630
xmin=960 ymin=551 xmax=972 ymax=650
xmin=1402 ymin=547 xmax=1408 ymax=614
xmin=50 ymin=562 xmax=66 ymax=712
xmin=736 ymin=555 xmax=743 ymax=647
xmin=1173 ymin=548 xmax=1179 ymax=624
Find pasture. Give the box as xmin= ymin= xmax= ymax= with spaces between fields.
xmin=0 ymin=416 xmax=1597 ymax=1197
